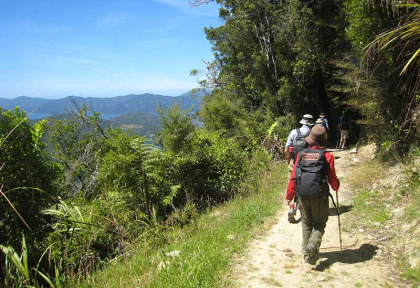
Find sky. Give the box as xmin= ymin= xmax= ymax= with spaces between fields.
xmin=0 ymin=0 xmax=221 ymax=99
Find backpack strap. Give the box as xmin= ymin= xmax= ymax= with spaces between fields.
xmin=328 ymin=192 xmax=340 ymax=215
xmin=296 ymin=128 xmax=302 ymax=136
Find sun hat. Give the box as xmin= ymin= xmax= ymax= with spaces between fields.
xmin=319 ymin=112 xmax=325 ymax=117
xmin=305 ymin=125 xmax=327 ymax=147
xmin=315 ymin=118 xmax=325 ymax=125
xmin=299 ymin=114 xmax=314 ymax=126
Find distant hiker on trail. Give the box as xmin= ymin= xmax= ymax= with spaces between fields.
xmin=315 ymin=118 xmax=325 ymax=127
xmin=286 ymin=126 xmax=340 ymax=265
xmin=318 ymin=113 xmax=329 ymax=131
xmin=338 ymin=111 xmax=350 ymax=149
xmin=284 ymin=114 xmax=314 ymax=223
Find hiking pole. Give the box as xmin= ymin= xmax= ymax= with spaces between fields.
xmin=336 ymin=189 xmax=343 ymax=253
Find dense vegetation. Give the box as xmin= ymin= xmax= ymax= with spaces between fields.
xmin=1 ymin=0 xmax=419 ymax=287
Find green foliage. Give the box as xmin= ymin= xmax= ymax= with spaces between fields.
xmin=199 ymin=90 xmax=247 ymax=138
xmin=170 ymin=129 xmax=249 ymax=211
xmin=48 ymin=104 xmax=109 ymax=199
xmin=81 ymin=163 xmax=288 ymax=288
xmin=344 ymin=0 xmax=391 ymax=57
xmin=157 ymin=104 xmax=196 ymax=154
xmin=0 ymin=107 xmax=59 ymax=248
xmin=344 ymin=0 xmax=419 ymax=144
xmin=0 ymin=235 xmax=55 ymax=288
xmin=42 ymin=198 xmax=104 ymax=284
xmin=208 ymin=0 xmax=348 ymax=117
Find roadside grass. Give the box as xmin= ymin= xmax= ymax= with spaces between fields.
xmin=352 ymin=189 xmax=389 ymax=226
xmin=347 ymin=160 xmax=384 ymax=192
xmin=81 ymin=163 xmax=288 ymax=288
xmin=397 ymin=151 xmax=420 ymax=287
xmin=347 ymin=159 xmax=389 ymax=228
xmin=347 ymin=148 xmax=420 ymax=287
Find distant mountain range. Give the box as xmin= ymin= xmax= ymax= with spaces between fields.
xmin=0 ymin=91 xmax=205 ymax=137
xmin=0 ymin=91 xmax=203 ymax=117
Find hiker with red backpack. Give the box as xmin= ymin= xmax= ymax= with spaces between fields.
xmin=286 ymin=125 xmax=340 ymax=265
xmin=284 ymin=114 xmax=314 ymax=222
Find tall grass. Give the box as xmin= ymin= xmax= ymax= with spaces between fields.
xmin=81 ymin=162 xmax=288 ymax=287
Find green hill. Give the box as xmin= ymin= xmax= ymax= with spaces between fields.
xmin=107 ymin=111 xmax=161 ymax=138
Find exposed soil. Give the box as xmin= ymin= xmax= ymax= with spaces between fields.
xmin=229 ymin=145 xmax=404 ymax=287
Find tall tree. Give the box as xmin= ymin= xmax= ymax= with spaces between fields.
xmin=196 ymin=0 xmax=347 ymax=124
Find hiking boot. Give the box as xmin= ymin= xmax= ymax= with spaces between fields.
xmin=305 ymin=243 xmax=317 ymax=258
xmin=288 ymin=206 xmax=295 ymax=223
xmin=304 ymin=255 xmax=317 ymax=265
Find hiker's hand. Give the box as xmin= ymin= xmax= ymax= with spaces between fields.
xmin=287 ymin=199 xmax=291 ymax=205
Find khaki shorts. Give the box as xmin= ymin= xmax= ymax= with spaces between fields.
xmin=340 ymin=129 xmax=349 ymax=139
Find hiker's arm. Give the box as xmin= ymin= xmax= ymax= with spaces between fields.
xmin=284 ymin=131 xmax=294 ymax=163
xmin=284 ymin=148 xmax=291 ymax=163
xmin=325 ymin=152 xmax=340 ymax=191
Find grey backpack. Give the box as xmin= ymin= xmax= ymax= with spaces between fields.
xmin=292 ymin=129 xmax=310 ymax=160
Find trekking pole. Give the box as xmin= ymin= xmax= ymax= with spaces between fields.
xmin=336 ymin=189 xmax=343 ymax=253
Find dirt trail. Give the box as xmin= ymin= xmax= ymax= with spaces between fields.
xmin=230 ymin=148 xmax=396 ymax=288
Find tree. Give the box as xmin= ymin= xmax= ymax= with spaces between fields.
xmin=363 ymin=1 xmax=420 ymax=140
xmin=48 ymin=101 xmax=109 ymax=199
xmin=344 ymin=0 xmax=418 ymax=143
xmin=195 ymin=0 xmax=348 ymax=129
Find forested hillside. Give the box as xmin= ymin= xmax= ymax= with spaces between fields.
xmin=0 ymin=92 xmax=202 ymax=116
xmin=1 ymin=0 xmax=419 ymax=287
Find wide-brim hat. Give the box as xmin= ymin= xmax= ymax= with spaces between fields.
xmin=319 ymin=113 xmax=325 ymax=117
xmin=299 ymin=114 xmax=314 ymax=126
xmin=305 ymin=125 xmax=327 ymax=147
xmin=315 ymin=118 xmax=324 ymax=125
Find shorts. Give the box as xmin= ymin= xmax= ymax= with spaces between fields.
xmin=340 ymin=129 xmax=349 ymax=139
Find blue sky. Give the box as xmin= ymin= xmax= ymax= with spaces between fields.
xmin=0 ymin=0 xmax=220 ymax=99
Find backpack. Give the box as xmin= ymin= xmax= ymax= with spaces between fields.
xmin=340 ymin=116 xmax=349 ymax=130
xmin=320 ymin=118 xmax=327 ymax=130
xmin=291 ymin=128 xmax=310 ymax=160
xmin=294 ymin=148 xmax=329 ymax=197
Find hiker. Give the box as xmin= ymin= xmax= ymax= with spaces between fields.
xmin=286 ymin=126 xmax=340 ymax=265
xmin=338 ymin=111 xmax=350 ymax=149
xmin=284 ymin=114 xmax=314 ymax=166
xmin=315 ymin=118 xmax=325 ymax=127
xmin=318 ymin=113 xmax=329 ymax=131
xmin=284 ymin=114 xmax=314 ymax=222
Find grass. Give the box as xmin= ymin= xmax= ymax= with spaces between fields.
xmin=347 ymin=160 xmax=384 ymax=191
xmin=398 ymin=152 xmax=420 ymax=287
xmin=347 ymin=159 xmax=390 ymax=227
xmin=352 ymin=189 xmax=389 ymax=226
xmin=347 ymin=148 xmax=420 ymax=288
xmin=81 ymin=163 xmax=288 ymax=287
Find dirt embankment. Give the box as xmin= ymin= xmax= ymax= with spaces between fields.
xmin=228 ymin=145 xmax=409 ymax=288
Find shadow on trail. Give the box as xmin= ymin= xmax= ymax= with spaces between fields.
xmin=328 ymin=204 xmax=353 ymax=216
xmin=314 ymin=243 xmax=378 ymax=271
